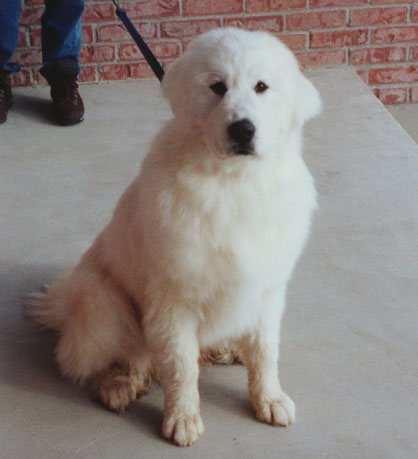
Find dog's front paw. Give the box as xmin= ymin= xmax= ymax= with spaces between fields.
xmin=162 ymin=411 xmax=204 ymax=446
xmin=255 ymin=392 xmax=295 ymax=426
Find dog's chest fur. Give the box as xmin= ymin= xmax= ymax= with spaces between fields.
xmin=133 ymin=152 xmax=316 ymax=342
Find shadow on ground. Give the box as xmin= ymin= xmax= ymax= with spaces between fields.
xmin=11 ymin=93 xmax=55 ymax=125
xmin=0 ymin=264 xmax=67 ymax=392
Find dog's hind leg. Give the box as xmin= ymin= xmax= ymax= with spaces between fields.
xmin=29 ymin=264 xmax=151 ymax=412
xmin=199 ymin=345 xmax=242 ymax=366
xmin=90 ymin=356 xmax=152 ymax=413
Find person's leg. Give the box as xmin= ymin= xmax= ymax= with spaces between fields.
xmin=40 ymin=0 xmax=84 ymax=73
xmin=0 ymin=0 xmax=21 ymax=73
xmin=0 ymin=0 xmax=21 ymax=123
xmin=40 ymin=0 xmax=85 ymax=125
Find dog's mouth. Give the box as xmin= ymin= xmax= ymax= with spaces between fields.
xmin=210 ymin=143 xmax=256 ymax=161
xmin=229 ymin=142 xmax=255 ymax=156
xmin=205 ymin=135 xmax=257 ymax=161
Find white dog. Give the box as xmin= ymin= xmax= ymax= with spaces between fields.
xmin=28 ymin=28 xmax=321 ymax=446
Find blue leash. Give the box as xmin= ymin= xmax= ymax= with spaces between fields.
xmin=111 ymin=0 xmax=165 ymax=82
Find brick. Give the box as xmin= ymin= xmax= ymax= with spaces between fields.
xmin=349 ymin=48 xmax=371 ymax=65
xmin=310 ymin=0 xmax=367 ymax=7
xmin=119 ymin=41 xmax=180 ymax=61
xmin=34 ymin=68 xmax=46 ymax=85
xmin=147 ymin=41 xmax=181 ymax=59
xmin=128 ymin=62 xmax=160 ymax=79
xmin=350 ymin=47 xmax=407 ymax=65
xmin=13 ymin=48 xmax=42 ymax=66
xmin=369 ymin=65 xmax=418 ymax=84
xmin=10 ymin=70 xmax=32 ymax=87
xmin=97 ymin=23 xmax=158 ymax=42
xmin=372 ymin=26 xmax=418 ymax=44
xmin=413 ymin=6 xmax=418 ymax=23
xmin=80 ymin=45 xmax=116 ymax=63
xmin=100 ymin=63 xmax=157 ymax=81
xmin=123 ymin=0 xmax=180 ymax=19
xmin=30 ymin=28 xmax=41 ymax=46
xmin=79 ymin=65 xmax=98 ymax=83
xmin=17 ymin=28 xmax=29 ymax=48
xmin=311 ymin=29 xmax=368 ymax=48
xmin=30 ymin=27 xmax=41 ymax=46
xmin=372 ymin=0 xmax=416 ymax=4
xmin=411 ymin=86 xmax=418 ymax=102
xmin=247 ymin=0 xmax=307 ymax=12
xmin=411 ymin=46 xmax=418 ymax=61
xmin=278 ymin=33 xmax=307 ymax=50
xmin=34 ymin=69 xmax=45 ymax=85
xmin=225 ymin=16 xmax=284 ymax=33
xmin=20 ymin=6 xmax=44 ymax=26
xmin=82 ymin=3 xmax=115 ymax=23
xmin=184 ymin=0 xmax=243 ymax=16
xmin=374 ymin=87 xmax=407 ymax=104
xmin=296 ymin=49 xmax=346 ymax=68
xmin=82 ymin=26 xmax=94 ymax=44
xmin=161 ymin=19 xmax=222 ymax=38
xmin=100 ymin=64 xmax=130 ymax=81
xmin=350 ymin=7 xmax=408 ymax=26
xmin=287 ymin=11 xmax=346 ymax=31
xmin=356 ymin=69 xmax=369 ymax=84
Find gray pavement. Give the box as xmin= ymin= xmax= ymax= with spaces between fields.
xmin=388 ymin=104 xmax=418 ymax=145
xmin=1 ymin=68 xmax=417 ymax=458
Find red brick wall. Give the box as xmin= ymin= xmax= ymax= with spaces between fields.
xmin=12 ymin=0 xmax=418 ymax=104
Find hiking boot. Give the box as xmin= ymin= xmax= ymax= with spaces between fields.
xmin=0 ymin=70 xmax=12 ymax=125
xmin=40 ymin=62 xmax=84 ymax=126
xmin=50 ymin=79 xmax=84 ymax=125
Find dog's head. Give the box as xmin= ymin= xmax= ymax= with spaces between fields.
xmin=162 ymin=28 xmax=321 ymax=160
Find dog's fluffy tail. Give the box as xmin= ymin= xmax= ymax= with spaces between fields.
xmin=25 ymin=281 xmax=69 ymax=331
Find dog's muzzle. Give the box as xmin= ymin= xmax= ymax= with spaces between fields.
xmin=227 ymin=119 xmax=256 ymax=156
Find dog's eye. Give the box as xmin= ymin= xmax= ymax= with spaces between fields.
xmin=255 ymin=81 xmax=269 ymax=94
xmin=210 ymin=81 xmax=227 ymax=97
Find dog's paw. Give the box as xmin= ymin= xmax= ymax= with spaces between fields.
xmin=92 ymin=363 xmax=151 ymax=413
xmin=255 ymin=392 xmax=295 ymax=426
xmin=162 ymin=412 xmax=204 ymax=446
xmin=98 ymin=378 xmax=138 ymax=413
xmin=199 ymin=346 xmax=242 ymax=366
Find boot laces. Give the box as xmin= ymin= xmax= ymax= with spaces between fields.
xmin=57 ymin=80 xmax=81 ymax=106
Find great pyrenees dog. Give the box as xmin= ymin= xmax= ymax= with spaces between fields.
xmin=28 ymin=28 xmax=321 ymax=446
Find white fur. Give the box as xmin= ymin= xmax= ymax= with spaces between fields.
xmin=28 ymin=28 xmax=321 ymax=446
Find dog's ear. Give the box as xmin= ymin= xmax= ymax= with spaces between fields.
xmin=161 ymin=54 xmax=191 ymax=117
xmin=292 ymin=71 xmax=322 ymax=129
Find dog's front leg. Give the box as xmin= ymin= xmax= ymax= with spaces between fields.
xmin=240 ymin=302 xmax=295 ymax=427
xmin=149 ymin=317 xmax=203 ymax=446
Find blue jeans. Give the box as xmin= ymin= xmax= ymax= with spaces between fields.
xmin=0 ymin=0 xmax=84 ymax=74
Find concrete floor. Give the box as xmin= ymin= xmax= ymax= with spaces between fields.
xmin=1 ymin=68 xmax=418 ymax=459
xmin=388 ymin=104 xmax=418 ymax=145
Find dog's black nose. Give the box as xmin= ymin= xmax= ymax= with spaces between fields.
xmin=228 ymin=119 xmax=256 ymax=145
